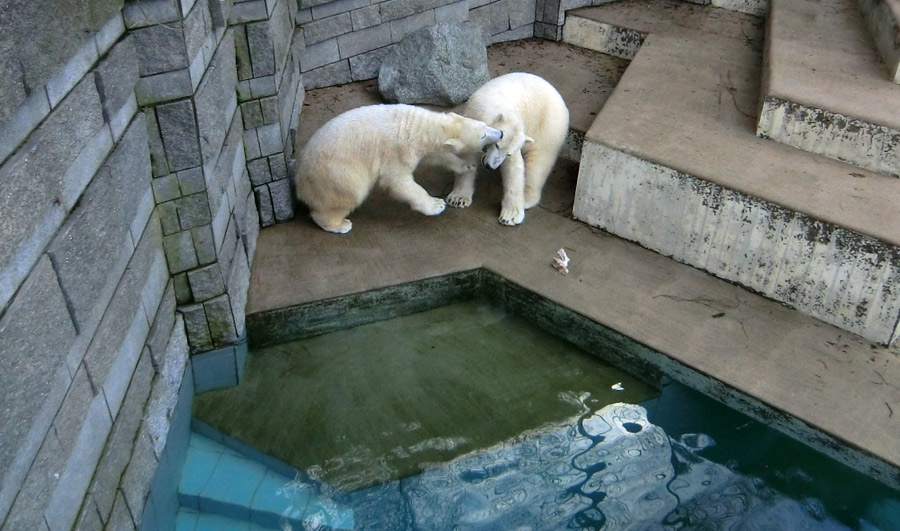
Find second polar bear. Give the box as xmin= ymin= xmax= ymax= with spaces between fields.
xmin=446 ymin=72 xmax=570 ymax=226
xmin=295 ymin=104 xmax=502 ymax=233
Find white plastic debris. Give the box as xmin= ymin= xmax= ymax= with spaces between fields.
xmin=552 ymin=248 xmax=570 ymax=275
xmin=611 ymin=382 xmax=625 ymax=391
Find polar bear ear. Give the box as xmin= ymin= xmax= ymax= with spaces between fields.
xmin=523 ymin=136 xmax=535 ymax=146
xmin=443 ymin=138 xmax=464 ymax=152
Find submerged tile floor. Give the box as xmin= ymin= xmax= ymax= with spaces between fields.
xmin=175 ymin=432 xmax=354 ymax=530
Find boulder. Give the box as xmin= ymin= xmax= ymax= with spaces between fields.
xmin=378 ymin=22 xmax=490 ymax=107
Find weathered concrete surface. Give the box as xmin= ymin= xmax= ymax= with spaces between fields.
xmin=563 ymin=0 xmax=765 ymax=59
xmin=858 ymin=0 xmax=900 ymax=83
xmin=574 ymin=30 xmax=900 ymax=345
xmin=758 ymin=0 xmax=900 ymax=176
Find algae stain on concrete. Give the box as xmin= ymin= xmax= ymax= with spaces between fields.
xmin=193 ymin=299 xmax=658 ymax=491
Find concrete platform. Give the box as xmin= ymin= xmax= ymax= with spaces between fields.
xmin=758 ymin=0 xmax=900 ymax=176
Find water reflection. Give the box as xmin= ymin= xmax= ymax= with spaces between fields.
xmin=294 ymin=403 xmax=863 ymax=530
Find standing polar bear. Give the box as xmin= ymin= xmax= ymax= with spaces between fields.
xmin=446 ymin=72 xmax=570 ymax=226
xmin=295 ymin=104 xmax=502 ymax=233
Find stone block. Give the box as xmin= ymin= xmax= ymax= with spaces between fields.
xmin=312 ymin=0 xmax=370 ymax=19
xmin=144 ymin=106 xmax=169 ymax=178
xmin=269 ymin=0 xmax=295 ymax=72
xmin=174 ymin=272 xmax=193 ymax=305
xmin=205 ymin=294 xmax=239 ymax=347
xmin=250 ymin=74 xmax=278 ymax=97
xmin=147 ymin=282 xmax=178 ymax=366
xmin=53 ymin=366 xmax=94 ymax=454
xmin=88 ymin=348 xmax=153 ymax=522
xmin=207 ymin=111 xmax=245 ymax=217
xmin=300 ymin=0 xmax=335 ymax=8
xmin=195 ymin=31 xmax=238 ymax=167
xmin=193 ymin=224 xmax=219 ymax=266
xmin=178 ymin=166 xmax=207 ymax=196
xmin=435 ymin=0 xmax=468 ymax=23
xmin=302 ymin=59 xmax=351 ymax=89
xmin=119 ymin=425 xmax=158 ymax=526
xmin=184 ymin=0 xmax=215 ymax=64
xmin=124 ymin=0 xmax=181 ymax=28
xmin=269 ymin=177 xmax=295 ymax=222
xmin=44 ymin=395 xmax=113 ymax=531
xmin=73 ymin=495 xmax=103 ymax=531
xmin=0 ymin=77 xmax=103 ymax=281
xmin=352 ymin=4 xmax=382 ymax=30
xmin=248 ymin=157 xmax=273 ymax=185
xmin=163 ymin=231 xmax=199 ymax=274
xmin=156 ymin=100 xmax=202 ymax=172
xmin=303 ymin=12 xmax=353 ymax=45
xmin=187 ymin=263 xmax=227 ymax=301
xmin=379 ymin=0 xmax=443 ymax=22
xmin=208 ymin=0 xmax=236 ymax=28
xmin=296 ymin=7 xmax=313 ymax=24
xmin=2 ymin=432 xmax=65 ymax=530
xmin=110 ymin=93 xmax=139 ymax=142
xmin=340 ymin=21 xmax=392 ymax=57
xmin=132 ymin=23 xmax=190 ymax=77
xmin=230 ymin=0 xmax=269 ymax=23
xmin=471 ymin=1 xmax=511 ymax=38
xmin=49 ymin=131 xmax=150 ymax=335
xmin=268 ymin=153 xmax=288 ymax=181
xmin=176 ymin=192 xmax=213 ymax=230
xmin=234 ymin=25 xmax=254 ymax=81
xmin=108 ymin=490 xmax=136 ymax=530
xmin=181 ymin=303 xmax=214 ymax=351
xmin=95 ymin=35 xmax=139 ymax=124
xmin=135 ymin=68 xmax=195 ymax=106
xmin=493 ymin=23 xmax=534 ymax=43
xmin=153 ymin=174 xmax=182 ymax=203
xmin=509 ymin=0 xmax=537 ymax=28
xmin=301 ymin=37 xmax=341 ymax=72
xmin=46 ymin=33 xmax=100 ymax=109
xmin=242 ymin=186 xmax=261 ymax=262
xmin=349 ymin=45 xmax=394 ymax=81
xmin=101 ymin=311 xmax=151 ymax=420
xmin=260 ymin=96 xmax=280 ymax=124
xmin=219 ymin=218 xmax=241 ymax=278
xmin=157 ymin=200 xmax=181 ymax=236
xmin=254 ymin=183 xmax=276 ymax=226
xmin=241 ymin=101 xmax=265 ymax=129
xmin=247 ymin=21 xmax=277 ymax=77
xmin=59 ymin=123 xmax=116 ymax=213
xmin=0 ymin=89 xmax=51 ymax=168
xmin=389 ymin=11 xmax=435 ymax=42
xmin=145 ymin=314 xmax=190 ymax=459
xmin=257 ymin=123 xmax=283 ymax=155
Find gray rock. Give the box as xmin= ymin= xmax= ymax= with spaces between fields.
xmin=378 ymin=22 xmax=490 ymax=106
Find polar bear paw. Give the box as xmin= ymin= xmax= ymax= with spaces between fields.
xmin=499 ymin=205 xmax=525 ymax=226
xmin=446 ymin=193 xmax=472 ymax=208
xmin=420 ymin=197 xmax=447 ymax=216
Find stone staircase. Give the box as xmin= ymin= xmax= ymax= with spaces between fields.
xmin=563 ymin=0 xmax=900 ymax=346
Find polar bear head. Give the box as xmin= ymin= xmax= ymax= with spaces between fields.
xmin=481 ymin=113 xmax=534 ymax=170
xmin=442 ymin=113 xmax=503 ymax=154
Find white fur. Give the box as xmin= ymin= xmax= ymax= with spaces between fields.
xmin=446 ymin=73 xmax=570 ymax=226
xmin=295 ymin=104 xmax=501 ymax=233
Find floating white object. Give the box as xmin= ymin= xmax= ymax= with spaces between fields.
xmin=611 ymin=382 xmax=625 ymax=391
xmin=552 ymin=248 xmax=570 ymax=275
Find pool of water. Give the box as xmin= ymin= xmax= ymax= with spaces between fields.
xmin=190 ymin=297 xmax=900 ymax=530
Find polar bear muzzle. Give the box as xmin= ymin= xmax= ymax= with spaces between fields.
xmin=482 ymin=126 xmax=503 ymax=145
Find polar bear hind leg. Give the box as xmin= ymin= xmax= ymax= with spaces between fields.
xmin=309 ymin=208 xmax=354 ymax=234
xmin=523 ymin=143 xmax=562 ymax=209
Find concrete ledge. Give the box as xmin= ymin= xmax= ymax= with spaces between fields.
xmin=574 ymin=140 xmax=900 ymax=345
xmin=759 ymin=0 xmax=900 ymax=176
xmin=858 ymin=0 xmax=900 ymax=83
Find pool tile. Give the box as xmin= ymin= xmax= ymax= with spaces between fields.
xmin=175 ymin=509 xmax=199 ymax=531
xmin=249 ymin=469 xmax=311 ymax=528
xmin=178 ymin=446 xmax=222 ymax=510
xmin=194 ymin=512 xmax=252 ymax=531
xmin=198 ymin=453 xmax=267 ymax=520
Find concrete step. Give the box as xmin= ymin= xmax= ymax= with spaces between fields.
xmin=858 ymin=0 xmax=900 ymax=83
xmin=571 ymin=30 xmax=900 ymax=345
xmin=758 ymin=0 xmax=900 ymax=177
xmin=177 ymin=431 xmax=354 ymax=530
xmin=562 ymin=0 xmax=766 ymax=60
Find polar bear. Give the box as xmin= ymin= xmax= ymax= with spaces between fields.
xmin=295 ymin=104 xmax=503 ymax=233
xmin=446 ymin=72 xmax=570 ymax=226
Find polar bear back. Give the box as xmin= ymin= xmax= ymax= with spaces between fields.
xmin=463 ymin=72 xmax=569 ymax=139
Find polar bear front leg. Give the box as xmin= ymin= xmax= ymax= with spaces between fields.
xmin=446 ymin=154 xmax=478 ymax=208
xmin=499 ymin=151 xmax=526 ymax=226
xmin=384 ymin=173 xmax=447 ymax=216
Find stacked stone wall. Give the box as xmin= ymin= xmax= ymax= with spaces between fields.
xmin=0 ymin=0 xmax=305 ymax=527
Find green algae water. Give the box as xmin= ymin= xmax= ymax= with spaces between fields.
xmin=194 ymin=299 xmax=657 ymax=491
xmin=192 ymin=297 xmax=900 ymax=530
